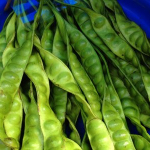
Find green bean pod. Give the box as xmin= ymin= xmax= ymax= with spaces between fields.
xmin=51 ymin=26 xmax=68 ymax=125
xmin=114 ymin=5 xmax=150 ymax=55
xmin=35 ymin=38 xmax=115 ymax=149
xmin=41 ymin=22 xmax=54 ymax=52
xmin=52 ymin=26 xmax=68 ymax=64
xmin=52 ymin=85 xmax=67 ymax=125
xmin=103 ymin=0 xmax=117 ymax=11
xmin=140 ymin=114 xmax=150 ymax=129
xmin=86 ymin=118 xmax=115 ymax=150
xmin=0 ymin=31 xmax=33 ymax=148
xmin=6 ymin=13 xmax=16 ymax=43
xmin=100 ymin=50 xmax=128 ymax=128
xmin=17 ymin=18 xmax=28 ymax=47
xmin=70 ymin=5 xmax=139 ymax=66
xmin=66 ymin=21 xmax=106 ymax=98
xmin=66 ymin=116 xmax=81 ymax=145
xmin=102 ymin=100 xmax=135 ymax=150
xmin=25 ymin=52 xmax=64 ymax=150
xmin=34 ymin=40 xmax=95 ymax=119
xmin=132 ymin=134 xmax=150 ymax=150
xmin=68 ymin=48 xmax=102 ymax=119
xmin=112 ymin=75 xmax=150 ymax=141
xmin=118 ymin=59 xmax=148 ymax=99
xmin=4 ymin=91 xmax=23 ymax=143
xmin=21 ymin=84 xmax=43 ymax=150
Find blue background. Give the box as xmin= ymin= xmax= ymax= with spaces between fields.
xmin=0 ymin=0 xmax=150 ymax=139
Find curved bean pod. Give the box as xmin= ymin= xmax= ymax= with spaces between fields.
xmin=51 ymin=26 xmax=68 ymax=125
xmin=112 ymin=75 xmax=150 ymax=141
xmin=0 ymin=31 xmax=33 ymax=148
xmin=34 ymin=38 xmax=114 ymax=150
xmin=70 ymin=5 xmax=138 ymax=66
xmin=41 ymin=22 xmax=54 ymax=52
xmin=132 ymin=134 xmax=150 ymax=150
xmin=115 ymin=5 xmax=150 ymax=55
xmin=25 ymin=52 xmax=64 ymax=149
xmin=4 ymin=91 xmax=23 ymax=144
xmin=52 ymin=26 xmax=68 ymax=64
xmin=6 ymin=13 xmax=16 ymax=43
xmin=17 ymin=18 xmax=28 ymax=47
xmin=68 ymin=48 xmax=102 ymax=119
xmin=86 ymin=118 xmax=115 ymax=150
xmin=34 ymin=40 xmax=94 ymax=119
xmin=21 ymin=83 xmax=43 ymax=150
xmin=102 ymin=100 xmax=135 ymax=150
xmin=52 ymin=85 xmax=67 ymax=124
xmin=66 ymin=21 xmax=106 ymax=98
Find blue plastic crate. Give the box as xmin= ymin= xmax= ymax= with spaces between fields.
xmin=0 ymin=0 xmax=150 ymax=139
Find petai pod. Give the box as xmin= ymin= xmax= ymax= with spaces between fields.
xmin=102 ymin=100 xmax=135 ymax=150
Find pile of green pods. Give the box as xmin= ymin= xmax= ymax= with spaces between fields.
xmin=0 ymin=0 xmax=150 ymax=149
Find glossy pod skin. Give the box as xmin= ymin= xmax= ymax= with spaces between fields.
xmin=112 ymin=75 xmax=150 ymax=141
xmin=65 ymin=21 xmax=106 ymax=98
xmin=4 ymin=91 xmax=23 ymax=144
xmin=100 ymin=51 xmax=127 ymax=128
xmin=68 ymin=48 xmax=102 ymax=119
xmin=0 ymin=139 xmax=11 ymax=150
xmin=102 ymin=100 xmax=135 ymax=150
xmin=118 ymin=59 xmax=148 ymax=99
xmin=52 ymin=26 xmax=68 ymax=125
xmin=0 ymin=30 xmax=33 ymax=148
xmin=41 ymin=23 xmax=54 ymax=52
xmin=34 ymin=39 xmax=95 ymax=119
xmin=52 ymin=85 xmax=67 ymax=125
xmin=114 ymin=5 xmax=150 ymax=55
xmin=132 ymin=134 xmax=150 ymax=150
xmin=52 ymin=26 xmax=68 ymax=65
xmin=72 ymin=6 xmax=139 ymax=67
xmin=86 ymin=118 xmax=115 ymax=150
xmin=25 ymin=52 xmax=64 ymax=149
xmin=34 ymin=38 xmax=115 ymax=149
xmin=140 ymin=114 xmax=150 ymax=129
xmin=21 ymin=84 xmax=43 ymax=150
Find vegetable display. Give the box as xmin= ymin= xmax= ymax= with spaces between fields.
xmin=0 ymin=0 xmax=150 ymax=149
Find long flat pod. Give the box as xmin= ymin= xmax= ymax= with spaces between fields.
xmin=56 ymin=2 xmax=138 ymax=67
xmin=34 ymin=39 xmax=114 ymax=150
xmin=52 ymin=26 xmax=68 ymax=125
xmin=114 ymin=5 xmax=150 ymax=55
xmin=25 ymin=52 xmax=64 ymax=149
xmin=102 ymin=100 xmax=135 ymax=150
xmin=65 ymin=21 xmax=106 ymax=98
xmin=111 ymin=75 xmax=150 ymax=141
xmin=68 ymin=47 xmax=102 ymax=119
xmin=4 ymin=91 xmax=23 ymax=144
xmin=21 ymin=83 xmax=43 ymax=150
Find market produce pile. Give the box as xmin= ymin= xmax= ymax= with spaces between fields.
xmin=1 ymin=0 xmax=150 ymax=149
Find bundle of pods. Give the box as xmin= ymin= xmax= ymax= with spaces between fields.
xmin=1 ymin=0 xmax=150 ymax=149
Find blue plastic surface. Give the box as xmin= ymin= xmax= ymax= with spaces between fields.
xmin=0 ymin=0 xmax=150 ymax=138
